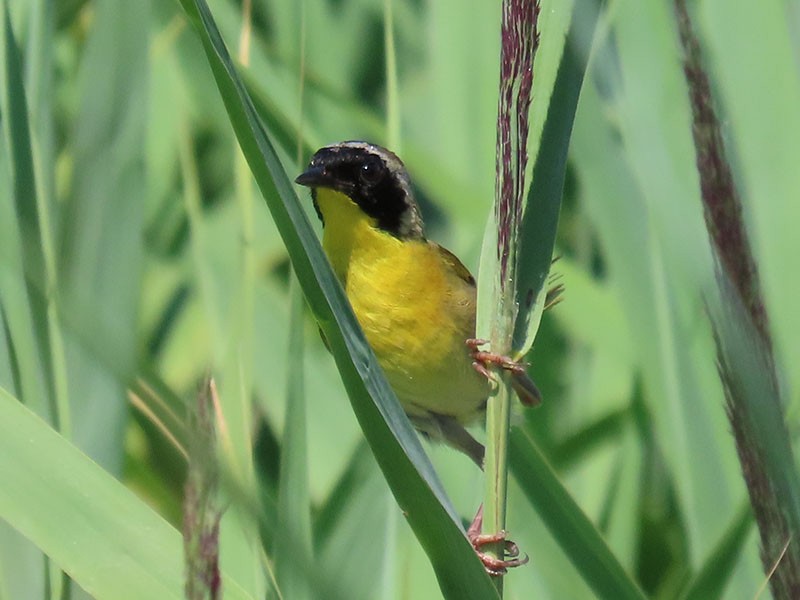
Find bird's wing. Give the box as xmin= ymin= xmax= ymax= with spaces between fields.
xmin=433 ymin=243 xmax=476 ymax=287
xmin=433 ymin=243 xmax=544 ymax=408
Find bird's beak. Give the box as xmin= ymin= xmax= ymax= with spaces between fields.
xmin=295 ymin=166 xmax=326 ymax=188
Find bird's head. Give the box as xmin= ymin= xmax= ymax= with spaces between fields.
xmin=296 ymin=141 xmax=424 ymax=239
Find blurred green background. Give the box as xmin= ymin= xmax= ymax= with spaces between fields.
xmin=2 ymin=0 xmax=799 ymax=598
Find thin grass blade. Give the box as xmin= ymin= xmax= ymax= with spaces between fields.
xmin=0 ymin=0 xmax=52 ymax=418
xmin=509 ymin=428 xmax=647 ymax=600
xmin=274 ymin=277 xmax=313 ymax=600
xmin=512 ymin=0 xmax=602 ymax=357
xmin=679 ymin=500 xmax=753 ymax=600
xmin=0 ymin=6 xmax=57 ymax=596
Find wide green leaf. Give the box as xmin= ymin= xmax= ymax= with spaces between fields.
xmin=0 ymin=387 xmax=252 ymax=600
xmin=175 ymin=0 xmax=498 ymax=596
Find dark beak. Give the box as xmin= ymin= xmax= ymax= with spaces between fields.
xmin=294 ymin=166 xmax=326 ymax=187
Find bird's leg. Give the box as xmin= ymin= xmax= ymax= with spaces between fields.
xmin=466 ymin=339 xmax=542 ymax=406
xmin=462 ymin=341 xmax=536 ymax=574
xmin=434 ymin=414 xmax=486 ymax=469
xmin=467 ymin=505 xmax=529 ymax=576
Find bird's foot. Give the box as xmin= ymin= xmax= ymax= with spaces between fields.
xmin=466 ymin=339 xmax=541 ymax=406
xmin=466 ymin=338 xmax=527 ymax=378
xmin=467 ymin=505 xmax=529 ymax=577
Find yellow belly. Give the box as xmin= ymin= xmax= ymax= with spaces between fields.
xmin=318 ymin=191 xmax=489 ymax=423
xmin=344 ymin=241 xmax=488 ymax=421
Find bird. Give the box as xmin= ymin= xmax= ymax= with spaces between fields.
xmin=295 ymin=141 xmax=539 ymax=574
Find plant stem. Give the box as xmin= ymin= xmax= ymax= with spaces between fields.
xmin=484 ymin=378 xmax=512 ymax=594
xmin=484 ymin=0 xmax=539 ymax=591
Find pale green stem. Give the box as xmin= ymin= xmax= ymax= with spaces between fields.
xmin=483 ymin=293 xmax=516 ymax=594
xmin=484 ymin=379 xmax=512 ymax=595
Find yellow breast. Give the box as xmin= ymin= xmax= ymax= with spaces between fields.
xmin=316 ymin=189 xmax=489 ymax=422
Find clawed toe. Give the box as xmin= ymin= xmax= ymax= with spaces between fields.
xmin=467 ymin=505 xmax=529 ymax=577
xmin=469 ymin=530 xmax=530 ymax=576
xmin=465 ymin=339 xmax=542 ymax=406
xmin=466 ymin=339 xmax=528 ymax=376
xmin=471 ymin=360 xmax=495 ymax=381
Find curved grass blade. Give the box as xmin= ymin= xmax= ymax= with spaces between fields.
xmin=0 ymin=387 xmax=253 ymax=600
xmin=509 ymin=428 xmax=647 ymax=600
xmin=174 ymin=0 xmax=498 ymax=596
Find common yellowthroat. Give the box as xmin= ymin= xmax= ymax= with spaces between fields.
xmin=295 ymin=141 xmax=540 ymax=468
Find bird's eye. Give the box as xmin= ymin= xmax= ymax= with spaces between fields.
xmin=359 ymin=158 xmax=382 ymax=185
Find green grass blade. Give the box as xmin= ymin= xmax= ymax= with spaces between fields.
xmin=178 ymin=107 xmax=265 ymax=597
xmin=512 ymin=0 xmax=600 ymax=357
xmin=509 ymin=428 xmax=647 ymax=600
xmin=274 ymin=277 xmax=313 ymax=600
xmin=174 ymin=0 xmax=498 ymax=596
xmin=0 ymin=12 xmax=49 ymax=591
xmin=56 ymin=0 xmax=147 ymax=471
xmin=0 ymin=387 xmax=254 ymax=600
xmin=315 ymin=446 xmax=399 ymax=600
xmin=1 ymin=3 xmax=69 ymax=595
xmin=1 ymin=0 xmax=45 ymax=285
xmin=573 ymin=68 xmax=743 ymax=573
xmin=680 ymin=500 xmax=753 ymax=600
xmin=0 ymin=0 xmax=52 ymax=419
xmin=25 ymin=0 xmax=71 ymax=444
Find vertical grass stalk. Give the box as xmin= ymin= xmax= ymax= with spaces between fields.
xmin=274 ymin=276 xmax=313 ymax=600
xmin=1 ymin=3 xmax=69 ymax=595
xmin=484 ymin=0 xmax=539 ymax=591
xmin=184 ymin=377 xmax=222 ymax=600
xmin=26 ymin=0 xmax=72 ymax=439
xmin=273 ymin=7 xmax=314 ymax=597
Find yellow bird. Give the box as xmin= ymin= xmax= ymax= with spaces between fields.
xmin=295 ymin=141 xmax=540 ymax=468
xmin=296 ymin=141 xmax=538 ymax=575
